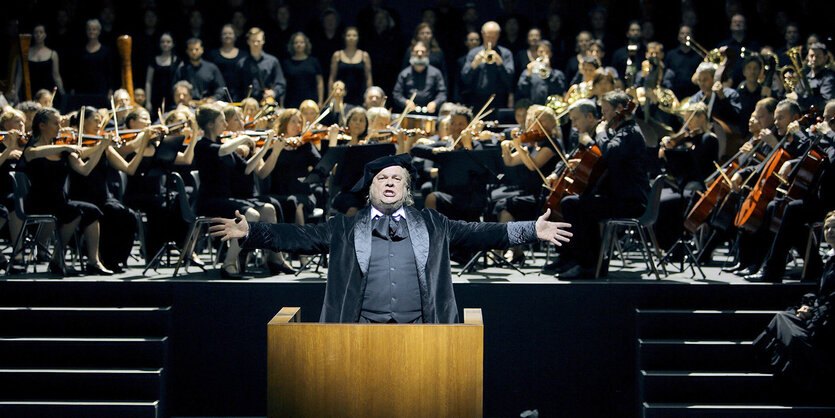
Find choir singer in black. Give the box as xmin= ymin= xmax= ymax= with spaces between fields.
xmin=210 ymin=154 xmax=572 ymax=323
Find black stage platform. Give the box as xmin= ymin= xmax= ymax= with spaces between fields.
xmin=1 ymin=248 xmax=829 ymax=417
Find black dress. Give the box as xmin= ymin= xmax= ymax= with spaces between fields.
xmin=282 ymin=57 xmax=322 ymax=108
xmin=28 ymin=57 xmax=55 ymax=96
xmin=76 ymin=45 xmax=113 ymax=96
xmin=206 ymin=49 xmax=242 ymax=101
xmin=334 ymin=54 xmax=366 ymax=106
xmin=68 ymin=155 xmax=138 ymax=270
xmin=24 ymin=153 xmax=102 ymax=228
xmin=149 ymin=55 xmax=180 ymax=112
xmin=264 ymin=142 xmax=320 ymax=222
xmin=193 ymin=137 xmax=257 ymax=218
xmin=754 ymin=257 xmax=835 ymax=392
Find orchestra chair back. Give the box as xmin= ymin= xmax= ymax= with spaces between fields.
xmin=267 ymin=307 xmax=484 ymax=418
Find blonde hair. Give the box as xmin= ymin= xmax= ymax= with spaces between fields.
xmin=691 ymin=62 xmax=716 ymax=85
xmin=0 ymin=108 xmax=25 ymax=129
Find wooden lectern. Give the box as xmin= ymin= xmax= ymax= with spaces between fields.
xmin=267 ymin=307 xmax=484 ymax=417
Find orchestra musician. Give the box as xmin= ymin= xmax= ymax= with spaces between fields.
xmin=192 ymin=105 xmax=294 ymax=277
xmin=0 ymin=109 xmax=26 ymax=267
xmin=745 ymin=99 xmax=835 ymax=282
xmin=461 ymin=21 xmax=515 ymax=109
xmin=22 ymin=107 xmax=112 ymax=275
xmin=392 ymin=41 xmax=447 ymax=114
xmin=516 ymin=40 xmax=567 ymax=105
xmin=792 ymin=43 xmax=835 ymax=111
xmin=321 ymin=81 xmax=353 ymax=127
xmin=67 ymin=107 xmax=150 ymax=273
xmin=552 ymin=90 xmax=649 ymax=279
xmin=496 ymin=105 xmax=560 ymax=263
xmin=687 ymin=62 xmax=742 ymax=133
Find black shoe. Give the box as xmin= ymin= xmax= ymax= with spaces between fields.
xmin=553 ymin=260 xmax=578 ymax=275
xmin=735 ymin=265 xmax=761 ymax=277
xmin=556 ymin=264 xmax=595 ymax=280
xmin=48 ymin=260 xmax=66 ymax=276
xmin=722 ymin=262 xmax=748 ymax=273
xmin=219 ymin=264 xmax=242 ymax=279
xmin=86 ymin=263 xmax=114 ymax=276
xmin=542 ymin=257 xmax=569 ymax=274
xmin=744 ymin=272 xmax=781 ymax=283
xmin=267 ymin=261 xmax=296 ymax=275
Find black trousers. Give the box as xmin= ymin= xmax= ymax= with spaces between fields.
xmin=98 ymin=199 xmax=138 ymax=269
xmin=762 ymin=198 xmax=824 ymax=279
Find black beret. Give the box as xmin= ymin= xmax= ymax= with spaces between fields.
xmin=350 ymin=153 xmax=417 ymax=193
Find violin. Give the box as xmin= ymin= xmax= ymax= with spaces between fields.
xmin=0 ymin=131 xmax=30 ymax=145
xmin=515 ymin=128 xmax=547 ymax=144
xmin=366 ymin=128 xmax=428 ymax=143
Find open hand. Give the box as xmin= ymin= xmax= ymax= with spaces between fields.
xmin=209 ymin=210 xmax=249 ymax=241
xmin=535 ymin=209 xmax=572 ymax=246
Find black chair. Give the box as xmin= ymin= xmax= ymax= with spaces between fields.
xmin=5 ymin=172 xmax=61 ymax=275
xmin=118 ymin=171 xmax=148 ymax=262
xmin=595 ymin=175 xmax=667 ymax=280
xmin=170 ymin=172 xmax=215 ymax=277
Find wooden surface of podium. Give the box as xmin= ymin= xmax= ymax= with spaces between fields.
xmin=267 ymin=307 xmax=484 ymax=417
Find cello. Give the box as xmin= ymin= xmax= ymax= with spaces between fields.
xmin=734 ymin=109 xmax=819 ymax=233
xmin=543 ymin=101 xmax=636 ymax=221
xmin=768 ymin=115 xmax=832 ymax=232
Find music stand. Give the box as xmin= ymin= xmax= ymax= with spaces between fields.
xmin=658 ymin=148 xmax=706 ymax=279
xmin=141 ymin=134 xmax=188 ymax=273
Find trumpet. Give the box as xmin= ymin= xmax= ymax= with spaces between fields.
xmin=533 ymin=56 xmax=551 ymax=79
xmin=484 ymin=42 xmax=495 ymax=64
xmin=685 ymin=35 xmax=722 ymax=66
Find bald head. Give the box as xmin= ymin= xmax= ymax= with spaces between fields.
xmin=481 ymin=21 xmax=501 ymax=46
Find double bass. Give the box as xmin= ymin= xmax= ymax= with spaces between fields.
xmin=543 ymin=101 xmax=636 ymax=221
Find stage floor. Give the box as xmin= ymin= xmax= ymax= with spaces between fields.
xmin=3 ymin=244 xmax=821 ymax=285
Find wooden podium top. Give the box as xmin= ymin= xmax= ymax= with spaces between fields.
xmin=268 ymin=307 xmax=484 ymax=418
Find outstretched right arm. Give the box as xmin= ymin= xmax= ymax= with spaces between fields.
xmin=210 ymin=210 xmax=333 ymax=254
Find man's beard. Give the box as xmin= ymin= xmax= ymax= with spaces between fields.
xmin=410 ymin=56 xmax=430 ymax=67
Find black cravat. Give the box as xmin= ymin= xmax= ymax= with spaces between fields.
xmin=373 ymin=214 xmax=408 ymax=240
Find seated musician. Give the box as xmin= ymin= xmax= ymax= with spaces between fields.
xmin=320 ymin=81 xmax=354 ymax=127
xmin=564 ymin=56 xmax=599 ymax=102
xmin=413 ymin=106 xmax=489 ymax=222
xmin=259 ymin=109 xmax=322 ymax=230
xmin=192 ymin=105 xmax=293 ymax=277
xmin=654 ymin=102 xmax=719 ymax=251
xmin=688 ymin=62 xmax=742 ymax=133
xmin=392 ymin=41 xmax=447 ymax=114
xmin=736 ymin=53 xmax=778 ymax=136
xmin=107 ymin=89 xmax=132 ymax=129
xmin=23 ymin=108 xmax=112 ymax=275
xmin=633 ymin=42 xmax=675 ymax=90
xmin=173 ymin=38 xmax=226 ymax=103
xmin=120 ymin=107 xmax=199 ymax=264
xmin=341 ymin=106 xmax=368 ymax=145
xmin=172 ymin=81 xmax=194 ymax=109
xmin=552 ymin=90 xmax=649 ymax=279
xmin=746 ymin=99 xmax=835 ymax=282
xmin=791 ymin=42 xmax=834 ymax=111
xmin=0 ymin=109 xmax=26 ymax=267
xmin=516 ymin=40 xmax=567 ymax=106
xmin=364 ymin=107 xmax=410 ymax=153
xmin=299 ymin=100 xmax=320 ymax=128
xmin=363 ymin=86 xmax=387 ymax=110
xmin=15 ymin=101 xmax=41 ymax=132
xmin=495 ymin=105 xmax=560 ymax=263
xmin=68 ymin=107 xmax=151 ymax=273
xmin=753 ymin=210 xmax=835 ymax=394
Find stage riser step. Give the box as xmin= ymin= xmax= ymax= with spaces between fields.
xmin=643 ymin=403 xmax=835 ymax=417
xmin=0 ymin=370 xmax=162 ymax=401
xmin=0 ymin=338 xmax=166 ymax=369
xmin=636 ymin=310 xmax=777 ymax=340
xmin=639 ymin=340 xmax=761 ymax=371
xmin=0 ymin=401 xmax=158 ymax=418
xmin=641 ymin=372 xmax=779 ymax=404
xmin=0 ymin=308 xmax=170 ymax=337
xmin=0 ymin=282 xmax=171 ymax=307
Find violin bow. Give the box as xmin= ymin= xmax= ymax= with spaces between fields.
xmin=110 ymin=96 xmax=120 ymax=143
xmin=48 ymin=86 xmax=58 ymax=108
xmin=393 ymin=92 xmax=418 ymax=129
xmin=224 ymin=87 xmax=246 ymax=128
xmin=451 ymin=94 xmax=494 ymax=149
xmin=713 ymin=161 xmax=734 ymax=188
xmin=531 ymin=107 xmax=571 ymax=169
xmin=78 ymin=107 xmax=84 ymax=147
